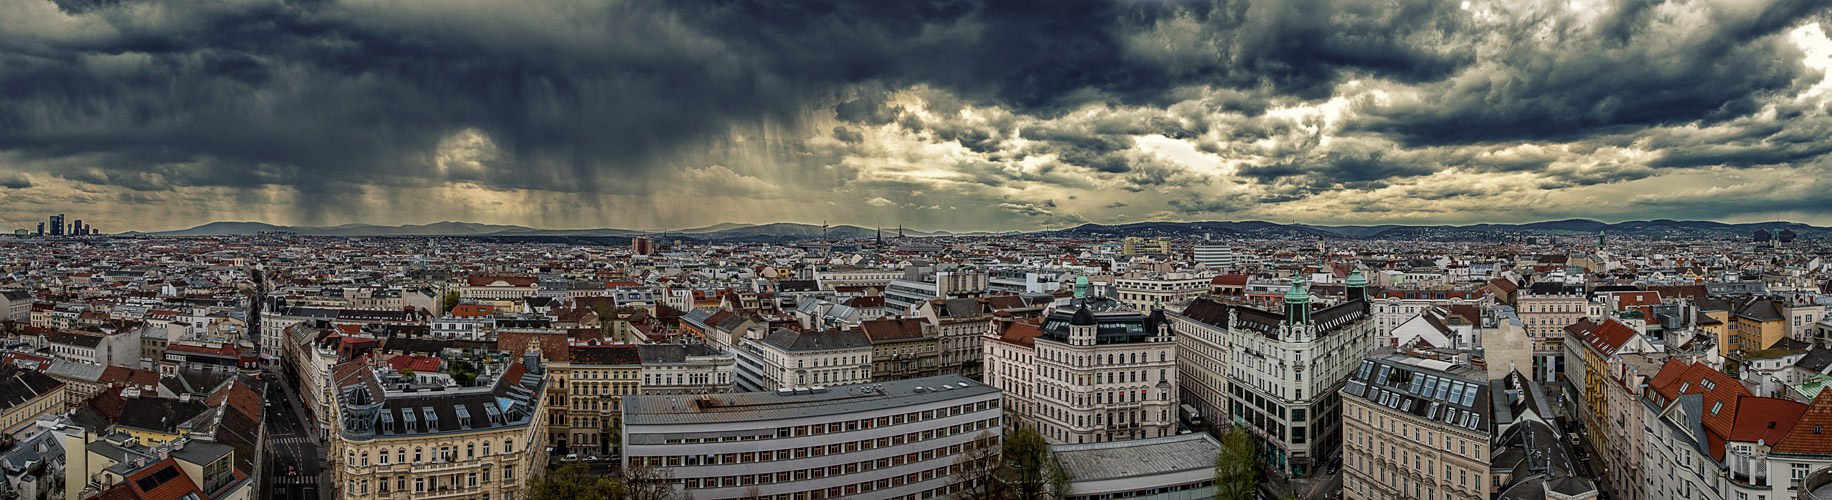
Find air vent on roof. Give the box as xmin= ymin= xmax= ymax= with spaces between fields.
xmin=914 ymin=387 xmax=928 ymax=393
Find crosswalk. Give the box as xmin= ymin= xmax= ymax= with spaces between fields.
xmin=273 ymin=475 xmax=316 ymax=485
xmin=270 ymin=436 xmax=313 ymax=448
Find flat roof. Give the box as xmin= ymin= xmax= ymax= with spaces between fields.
xmin=1053 ymin=433 xmax=1221 ymax=482
xmin=622 ymin=375 xmax=997 ymax=426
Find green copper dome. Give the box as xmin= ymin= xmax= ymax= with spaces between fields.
xmin=1073 ymin=276 xmax=1090 ymax=298
xmin=1284 ymin=279 xmax=1309 ymax=303
xmin=1345 ymin=269 xmax=1367 ymax=287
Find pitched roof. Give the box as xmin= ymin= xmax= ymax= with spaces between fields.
xmin=1646 ymin=360 xmax=1753 ymax=461
xmin=1735 ymin=298 xmax=1783 ymax=321
xmin=1565 ymin=319 xmax=1640 ymax=357
xmin=761 ymin=328 xmax=872 ymax=351
xmin=569 ymin=345 xmax=641 ymax=366
xmin=992 ymin=321 xmax=1043 ymax=348
xmin=1773 ymin=389 xmax=1832 ymax=456
xmin=859 ymin=318 xmax=929 ymax=342
xmin=1726 ymin=395 xmax=1805 ymax=444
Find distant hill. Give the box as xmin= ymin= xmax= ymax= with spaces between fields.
xmin=1038 ymin=219 xmax=1831 ymax=241
xmin=134 ymin=218 xmax=1831 ymax=242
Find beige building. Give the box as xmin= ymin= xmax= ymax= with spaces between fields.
xmin=1113 ymin=274 xmax=1209 ymax=311
xmin=0 ymin=366 xmax=64 ymax=434
xmin=330 ymin=355 xmax=548 ymax=500
xmin=860 ymin=317 xmax=941 ymax=381
xmin=1341 ymin=354 xmax=1491 ymax=500
xmin=1516 ymin=282 xmax=1590 ymax=351
xmin=547 ymin=343 xmax=642 ymax=458
xmin=1121 ymin=236 xmax=1172 ymax=256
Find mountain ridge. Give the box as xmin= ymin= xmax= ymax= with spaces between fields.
xmin=124 ymin=218 xmax=1827 ymax=241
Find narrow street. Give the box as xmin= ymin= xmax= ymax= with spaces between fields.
xmin=264 ymin=366 xmax=328 ymax=500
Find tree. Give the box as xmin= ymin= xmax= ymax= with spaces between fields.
xmin=527 ymin=462 xmax=621 ymax=500
xmin=1213 ymin=425 xmax=1260 ymax=500
xmin=998 ymin=428 xmax=1070 ymax=500
xmin=442 ymin=290 xmax=461 ymax=314
xmin=620 ymin=461 xmax=677 ymax=500
xmin=949 ymin=431 xmax=1003 ymax=500
xmin=450 ymin=361 xmax=479 ymax=385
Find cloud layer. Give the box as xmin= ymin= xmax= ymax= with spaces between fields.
xmin=1 ymin=0 xmax=1831 ymax=232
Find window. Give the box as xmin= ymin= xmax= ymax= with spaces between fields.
xmin=415 ymin=478 xmax=425 ymax=493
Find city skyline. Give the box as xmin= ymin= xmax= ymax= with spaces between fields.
xmin=3 ymin=1 xmax=1832 ymax=233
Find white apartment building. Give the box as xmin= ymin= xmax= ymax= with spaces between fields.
xmin=1031 ymin=297 xmax=1180 ymax=444
xmin=1222 ymin=279 xmax=1380 ymax=477
xmin=733 ymin=329 xmax=873 ymax=391
xmin=1367 ymin=286 xmax=1491 ymax=338
xmin=1113 ymin=274 xmax=1209 ymax=311
xmin=813 ymin=268 xmax=903 ymax=289
xmin=1193 ymin=245 xmax=1234 ymax=270
xmin=637 ymin=343 xmax=737 ymax=395
xmin=620 ymin=375 xmax=1003 ymax=500
xmin=0 ymin=290 xmax=31 ymax=323
xmin=430 ymin=316 xmax=484 ymax=340
xmin=1340 ymin=354 xmax=1492 ymax=500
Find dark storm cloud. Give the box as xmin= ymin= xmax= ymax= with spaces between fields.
xmin=1352 ymin=0 xmax=1828 ymax=146
xmin=2 ymin=0 xmax=1831 ymax=229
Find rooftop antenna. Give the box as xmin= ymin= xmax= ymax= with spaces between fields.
xmin=822 ymin=220 xmax=829 ymax=257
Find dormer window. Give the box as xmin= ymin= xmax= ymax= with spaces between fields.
xmin=1710 ymin=401 xmax=1724 ymax=415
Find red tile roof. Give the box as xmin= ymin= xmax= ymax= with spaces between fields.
xmin=1773 ymin=389 xmax=1832 ymax=455
xmin=120 ymin=458 xmax=205 ymax=500
xmin=1612 ymin=291 xmax=1662 ymax=310
xmin=1647 ymin=360 xmax=1754 ymax=461
xmin=1212 ymin=274 xmax=1251 ymax=287
xmin=992 ymin=320 xmax=1044 ymax=348
xmin=1566 ymin=318 xmax=1640 ymax=357
xmin=1727 ymin=396 xmax=1805 ymax=445
xmin=386 ymin=355 xmax=442 ymax=373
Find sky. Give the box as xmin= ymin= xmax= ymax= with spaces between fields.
xmin=2 ymin=0 xmax=1832 ymax=233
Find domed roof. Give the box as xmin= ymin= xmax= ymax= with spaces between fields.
xmin=1283 ymin=279 xmax=1309 ymax=303
xmin=1074 ymin=275 xmax=1091 ymax=286
xmin=1070 ymin=303 xmax=1097 ymax=326
xmin=1345 ymin=269 xmax=1367 ymax=287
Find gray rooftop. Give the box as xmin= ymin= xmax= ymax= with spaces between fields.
xmin=623 ymin=375 xmax=996 ymax=426
xmin=1052 ymin=433 xmax=1220 ymax=483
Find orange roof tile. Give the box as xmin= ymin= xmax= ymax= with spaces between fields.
xmin=1773 ymin=389 xmax=1832 ymax=455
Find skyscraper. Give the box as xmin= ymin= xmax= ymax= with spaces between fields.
xmin=47 ymin=214 xmax=62 ymax=236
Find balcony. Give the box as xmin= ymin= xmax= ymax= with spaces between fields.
xmin=416 ymin=483 xmax=488 ymax=499
xmin=1729 ymin=471 xmax=1769 ymax=488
